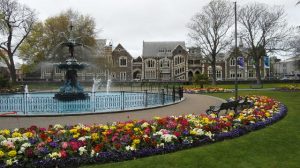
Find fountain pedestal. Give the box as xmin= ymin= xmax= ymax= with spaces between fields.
xmin=54 ymin=57 xmax=88 ymax=101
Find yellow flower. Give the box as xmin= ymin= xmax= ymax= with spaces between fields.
xmin=69 ymin=129 xmax=78 ymax=134
xmin=132 ymin=139 xmax=140 ymax=145
xmin=8 ymin=150 xmax=16 ymax=157
xmin=23 ymin=132 xmax=33 ymax=138
xmin=91 ymin=133 xmax=99 ymax=141
xmin=190 ymin=130 xmax=197 ymax=135
xmin=154 ymin=116 xmax=161 ymax=120
xmin=101 ymin=125 xmax=109 ymax=130
xmin=83 ymin=127 xmax=90 ymax=132
xmin=134 ymin=128 xmax=140 ymax=132
xmin=110 ymin=126 xmax=116 ymax=130
xmin=73 ymin=133 xmax=80 ymax=139
xmin=0 ymin=150 xmax=4 ymax=157
xmin=265 ymin=112 xmax=271 ymax=117
xmin=0 ymin=129 xmax=10 ymax=136
xmin=12 ymin=132 xmax=22 ymax=138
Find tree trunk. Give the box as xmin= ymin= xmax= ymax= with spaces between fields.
xmin=211 ymin=56 xmax=217 ymax=86
xmin=255 ymin=56 xmax=262 ymax=85
xmin=8 ymin=54 xmax=17 ymax=83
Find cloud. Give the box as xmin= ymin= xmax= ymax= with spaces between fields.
xmin=19 ymin=0 xmax=300 ymax=57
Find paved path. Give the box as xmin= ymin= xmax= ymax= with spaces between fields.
xmin=0 ymin=94 xmax=224 ymax=129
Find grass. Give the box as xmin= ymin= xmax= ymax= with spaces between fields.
xmin=186 ymin=83 xmax=299 ymax=89
xmin=81 ymin=90 xmax=300 ymax=168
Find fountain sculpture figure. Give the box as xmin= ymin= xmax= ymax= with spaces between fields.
xmin=54 ymin=24 xmax=89 ymax=101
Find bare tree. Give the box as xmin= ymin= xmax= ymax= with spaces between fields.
xmin=188 ymin=0 xmax=233 ymax=85
xmin=0 ymin=0 xmax=36 ymax=83
xmin=238 ymin=3 xmax=290 ymax=85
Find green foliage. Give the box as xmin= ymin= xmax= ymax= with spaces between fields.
xmin=192 ymin=73 xmax=208 ymax=88
xmin=0 ymin=75 xmax=9 ymax=88
xmin=19 ymin=9 xmax=97 ymax=71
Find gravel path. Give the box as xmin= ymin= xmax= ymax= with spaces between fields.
xmin=0 ymin=94 xmax=224 ymax=129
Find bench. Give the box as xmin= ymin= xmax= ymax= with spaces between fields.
xmin=206 ymin=100 xmax=239 ymax=117
xmin=206 ymin=97 xmax=253 ymax=117
xmin=238 ymin=96 xmax=253 ymax=108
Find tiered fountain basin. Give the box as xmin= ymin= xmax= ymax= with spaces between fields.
xmin=0 ymin=91 xmax=181 ymax=116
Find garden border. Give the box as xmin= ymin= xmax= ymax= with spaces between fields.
xmin=1 ymin=103 xmax=287 ymax=168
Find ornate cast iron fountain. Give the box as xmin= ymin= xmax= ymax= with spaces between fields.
xmin=54 ymin=24 xmax=89 ymax=101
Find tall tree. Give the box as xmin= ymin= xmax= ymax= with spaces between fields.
xmin=19 ymin=9 xmax=97 ymax=68
xmin=188 ymin=0 xmax=233 ymax=85
xmin=0 ymin=0 xmax=36 ymax=83
xmin=238 ymin=3 xmax=290 ymax=85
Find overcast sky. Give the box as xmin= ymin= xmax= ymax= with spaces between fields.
xmin=19 ymin=0 xmax=300 ymax=58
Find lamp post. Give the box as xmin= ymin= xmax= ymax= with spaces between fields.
xmin=234 ymin=1 xmax=238 ymax=101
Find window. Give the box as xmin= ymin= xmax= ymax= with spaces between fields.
xmin=160 ymin=58 xmax=170 ymax=68
xmin=45 ymin=67 xmax=52 ymax=74
xmin=146 ymin=59 xmax=155 ymax=68
xmin=230 ymin=71 xmax=235 ymax=78
xmin=174 ymin=55 xmax=184 ymax=65
xmin=111 ymin=72 xmax=116 ymax=79
xmin=230 ymin=58 xmax=236 ymax=66
xmin=248 ymin=69 xmax=254 ymax=78
xmin=216 ymin=70 xmax=221 ymax=78
xmin=120 ymin=72 xmax=126 ymax=81
xmin=119 ymin=57 xmax=127 ymax=67
xmin=55 ymin=67 xmax=61 ymax=74
xmin=248 ymin=57 xmax=253 ymax=65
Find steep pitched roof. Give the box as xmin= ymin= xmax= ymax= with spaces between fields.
xmin=112 ymin=43 xmax=133 ymax=58
xmin=142 ymin=41 xmax=186 ymax=58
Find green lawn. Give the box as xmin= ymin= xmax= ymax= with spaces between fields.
xmin=188 ymin=83 xmax=299 ymax=89
xmin=81 ymin=90 xmax=300 ymax=168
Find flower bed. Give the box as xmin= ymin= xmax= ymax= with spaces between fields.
xmin=0 ymin=95 xmax=287 ymax=167
xmin=275 ymin=84 xmax=300 ymax=92
xmin=184 ymin=87 xmax=233 ymax=94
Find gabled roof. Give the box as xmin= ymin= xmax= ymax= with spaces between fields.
xmin=112 ymin=43 xmax=133 ymax=58
xmin=142 ymin=41 xmax=186 ymax=58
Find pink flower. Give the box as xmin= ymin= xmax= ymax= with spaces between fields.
xmin=61 ymin=142 xmax=68 ymax=149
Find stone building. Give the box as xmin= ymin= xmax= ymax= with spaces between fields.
xmin=141 ymin=41 xmax=189 ymax=81
xmin=111 ymin=44 xmax=133 ymax=81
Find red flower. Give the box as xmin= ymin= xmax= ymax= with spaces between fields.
xmin=60 ymin=150 xmax=67 ymax=158
xmin=25 ymin=148 xmax=34 ymax=158
xmin=40 ymin=133 xmax=48 ymax=141
xmin=69 ymin=141 xmax=80 ymax=151
xmin=174 ymin=131 xmax=181 ymax=137
xmin=94 ymin=144 xmax=103 ymax=152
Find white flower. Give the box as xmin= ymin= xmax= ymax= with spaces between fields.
xmin=49 ymin=152 xmax=61 ymax=159
xmin=205 ymin=131 xmax=214 ymax=139
xmin=141 ymin=122 xmax=149 ymax=128
xmin=90 ymin=149 xmax=95 ymax=157
xmin=18 ymin=143 xmax=31 ymax=154
xmin=125 ymin=145 xmax=136 ymax=151
xmin=54 ymin=124 xmax=64 ymax=130
xmin=78 ymin=137 xmax=86 ymax=141
xmin=6 ymin=159 xmax=13 ymax=166
xmin=79 ymin=146 xmax=87 ymax=155
xmin=156 ymin=143 xmax=164 ymax=148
